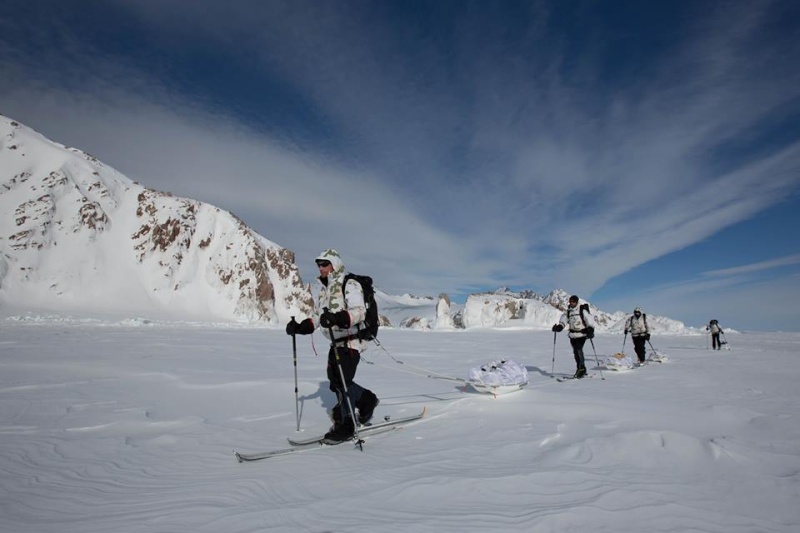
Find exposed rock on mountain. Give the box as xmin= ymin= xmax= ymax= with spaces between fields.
xmin=0 ymin=115 xmax=312 ymax=322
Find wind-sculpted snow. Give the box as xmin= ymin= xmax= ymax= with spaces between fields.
xmin=1 ymin=320 xmax=798 ymax=532
xmin=453 ymin=289 xmax=693 ymax=333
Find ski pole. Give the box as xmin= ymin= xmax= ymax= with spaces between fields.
xmin=290 ymin=316 xmax=300 ymax=432
xmin=647 ymin=338 xmax=658 ymax=356
xmin=589 ymin=338 xmax=605 ymax=380
xmin=324 ymin=308 xmax=363 ymax=450
xmin=721 ymin=332 xmax=730 ymax=350
xmin=621 ymin=331 xmax=628 ymax=353
xmin=551 ymin=331 xmax=557 ymax=377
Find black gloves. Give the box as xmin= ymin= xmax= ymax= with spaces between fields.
xmin=551 ymin=324 xmax=592 ymax=336
xmin=624 ymin=329 xmax=629 ymax=335
xmin=320 ymin=310 xmax=350 ymax=329
xmin=645 ymin=333 xmax=651 ymax=341
xmin=719 ymin=330 xmax=724 ymax=334
xmin=286 ymin=311 xmax=351 ymax=335
xmin=286 ymin=318 xmax=314 ymax=336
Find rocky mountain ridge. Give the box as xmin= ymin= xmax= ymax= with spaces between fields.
xmin=0 ymin=115 xmax=312 ymax=323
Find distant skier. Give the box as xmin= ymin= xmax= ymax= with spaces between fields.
xmin=706 ymin=319 xmax=724 ymax=350
xmin=285 ymin=249 xmax=379 ymax=443
xmin=552 ymin=295 xmax=595 ymax=378
xmin=624 ymin=307 xmax=650 ymax=364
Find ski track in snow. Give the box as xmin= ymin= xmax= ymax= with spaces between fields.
xmin=1 ymin=323 xmax=799 ymax=532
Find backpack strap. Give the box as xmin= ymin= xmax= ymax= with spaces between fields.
xmin=339 ymin=273 xmax=371 ymax=342
xmin=579 ymin=303 xmax=590 ymax=327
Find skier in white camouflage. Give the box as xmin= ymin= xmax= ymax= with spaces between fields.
xmin=285 ymin=249 xmax=379 ymax=443
xmin=706 ymin=319 xmax=724 ymax=350
xmin=552 ymin=295 xmax=596 ymax=379
xmin=625 ymin=307 xmax=651 ymax=364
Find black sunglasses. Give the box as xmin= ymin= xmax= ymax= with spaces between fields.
xmin=316 ymin=260 xmax=331 ymax=267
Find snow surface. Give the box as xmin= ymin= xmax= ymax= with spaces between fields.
xmin=1 ymin=317 xmax=798 ymax=532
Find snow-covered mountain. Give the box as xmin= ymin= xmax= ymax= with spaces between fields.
xmin=0 ymin=115 xmax=313 ymax=323
xmin=1 ymin=116 xmax=694 ymax=333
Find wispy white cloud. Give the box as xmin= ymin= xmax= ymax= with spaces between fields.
xmin=0 ymin=54 xmax=491 ymax=295
xmin=703 ymin=254 xmax=800 ymax=278
xmin=2 ymin=0 xmax=799 ymax=330
xmin=595 ymin=267 xmax=800 ymax=331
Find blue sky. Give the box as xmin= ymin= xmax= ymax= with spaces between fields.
xmin=1 ymin=0 xmax=799 ymax=331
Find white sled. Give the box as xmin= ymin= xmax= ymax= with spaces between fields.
xmin=468 ymin=382 xmax=527 ymax=395
xmin=602 ymin=353 xmax=635 ymax=371
xmin=467 ymin=359 xmax=528 ymax=396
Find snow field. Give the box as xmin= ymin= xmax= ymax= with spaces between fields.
xmin=1 ymin=320 xmax=798 ymax=532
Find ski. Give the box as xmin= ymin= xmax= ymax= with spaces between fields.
xmin=288 ymin=407 xmax=426 ymax=446
xmin=236 ymin=444 xmax=319 ymax=462
xmin=234 ymin=407 xmax=426 ymax=463
xmin=234 ymin=425 xmax=400 ymax=462
xmin=556 ymin=373 xmax=596 ymax=382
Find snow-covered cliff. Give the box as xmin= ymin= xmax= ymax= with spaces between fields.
xmin=0 ymin=115 xmax=312 ymax=323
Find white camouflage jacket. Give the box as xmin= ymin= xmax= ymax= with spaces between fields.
xmin=627 ymin=314 xmax=649 ymax=337
xmin=559 ymin=303 xmax=596 ymax=339
xmin=313 ymin=249 xmax=368 ymax=352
